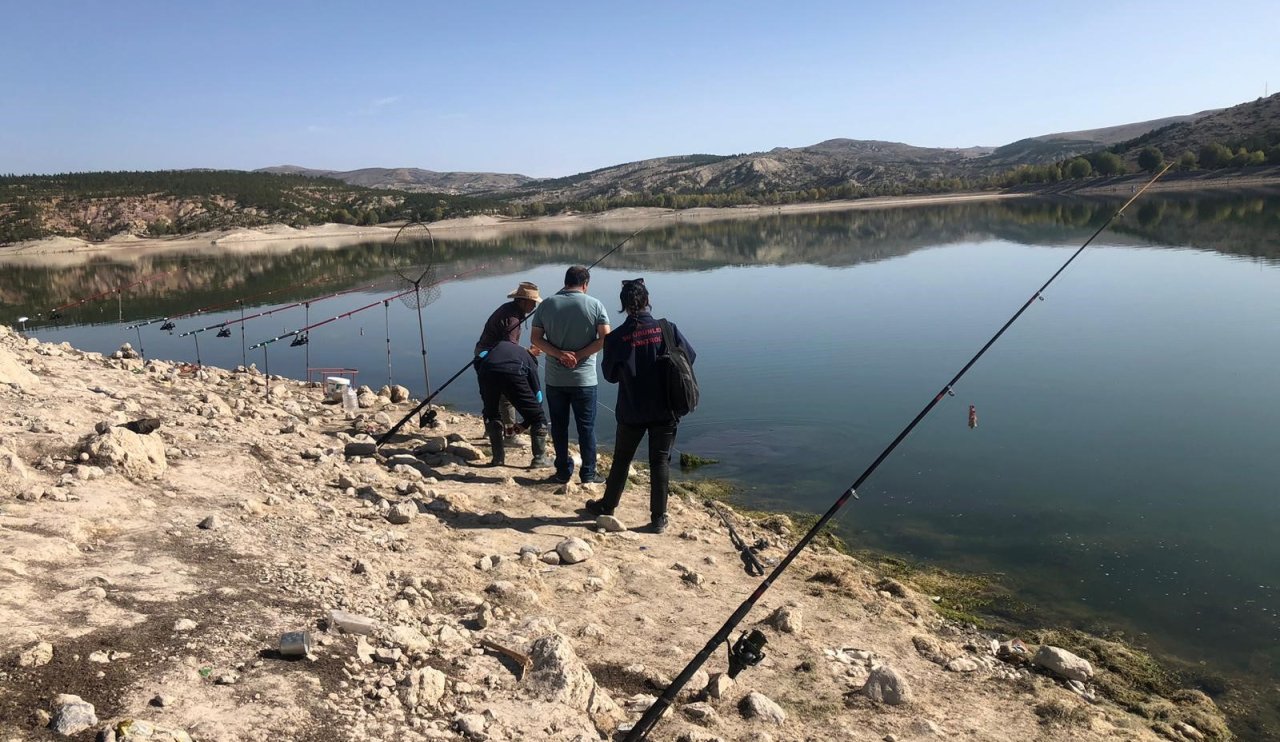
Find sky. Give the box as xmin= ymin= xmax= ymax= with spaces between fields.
xmin=2 ymin=0 xmax=1278 ymax=177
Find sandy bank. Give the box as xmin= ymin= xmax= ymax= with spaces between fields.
xmin=0 ymin=326 xmax=1231 ymax=741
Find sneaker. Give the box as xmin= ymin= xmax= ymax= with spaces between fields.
xmin=584 ymin=499 xmax=614 ymax=517
xmin=546 ymin=473 xmax=571 ymax=485
xmin=503 ymin=435 xmax=530 ymax=449
xmin=580 ymin=473 xmax=606 ymax=485
xmin=648 ymin=514 xmax=669 ymax=534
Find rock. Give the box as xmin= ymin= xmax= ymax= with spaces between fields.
xmin=149 ymin=695 xmax=173 ymax=708
xmin=945 ymin=657 xmax=980 ymax=673
xmin=861 ymin=665 xmax=913 ymax=705
xmin=374 ymin=647 xmax=402 ymax=664
xmin=344 ymin=441 xmax=377 ymax=457
xmin=403 ymin=666 xmax=447 ymax=709
xmin=705 ymin=671 xmax=735 ymax=700
xmin=390 ymin=385 xmax=411 ymax=403
xmin=596 ymin=514 xmax=627 ymax=532
xmin=197 ymin=515 xmax=221 ymax=530
xmin=173 ymin=618 xmax=197 ymax=632
xmin=1033 ymin=646 xmax=1094 ymax=682
xmin=739 ymin=691 xmax=786 ymax=724
xmin=540 ymin=551 xmax=562 ymax=566
xmin=86 ymin=427 xmax=167 ymax=479
xmin=373 ymin=412 xmax=392 ymax=427
xmin=357 ymin=391 xmax=379 ymax=409
xmin=329 ymin=609 xmax=378 ymax=636
xmin=214 ymin=672 xmax=238 ymax=685
xmin=49 ymin=694 xmax=97 ymax=736
xmin=88 ymin=650 xmax=111 ymax=663
xmin=117 ymin=343 xmax=141 ymax=360
xmin=18 ymin=641 xmax=53 ymax=667
xmin=114 ymin=719 xmax=193 ymax=741
xmin=446 ymin=441 xmax=484 ymax=462
xmin=385 ymin=501 xmax=417 ymax=524
xmin=454 ymin=713 xmax=487 ymax=740
xmin=556 ymin=537 xmax=594 ymax=565
xmin=682 ymin=701 xmax=721 ymax=726
xmin=476 ymin=554 xmax=501 ymax=571
xmin=768 ymin=605 xmax=803 ymax=633
xmin=526 ymin=633 xmax=618 ymax=719
xmin=876 ymin=578 xmax=909 ymax=598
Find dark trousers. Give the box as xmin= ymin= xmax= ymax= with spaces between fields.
xmin=601 ymin=420 xmax=677 ymax=520
xmin=546 ymin=385 xmax=597 ymax=481
xmin=477 ymin=369 xmax=545 ymax=433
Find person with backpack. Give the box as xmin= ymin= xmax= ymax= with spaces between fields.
xmin=586 ymin=278 xmax=696 ymax=534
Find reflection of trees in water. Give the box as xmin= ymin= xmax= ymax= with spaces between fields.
xmin=5 ymin=191 xmax=1279 ymax=323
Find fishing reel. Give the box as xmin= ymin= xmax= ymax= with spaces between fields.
xmin=216 ymin=326 xmax=232 ymax=338
xmin=418 ymin=409 xmax=439 ymax=429
xmin=726 ymin=629 xmax=768 ymax=679
xmin=160 ymin=321 xmax=176 ymax=332
xmin=290 ymin=332 xmax=309 ymax=347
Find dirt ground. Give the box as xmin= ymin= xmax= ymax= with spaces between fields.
xmin=0 ymin=325 xmax=1226 ymax=741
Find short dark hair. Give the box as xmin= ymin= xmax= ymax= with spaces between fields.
xmin=565 ymin=266 xmax=590 ymax=288
xmin=619 ymin=278 xmax=650 ymax=314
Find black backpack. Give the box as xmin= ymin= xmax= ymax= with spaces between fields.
xmin=657 ymin=319 xmax=698 ymax=417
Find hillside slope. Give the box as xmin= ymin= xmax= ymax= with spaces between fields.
xmin=259 ymin=166 xmax=534 ymax=195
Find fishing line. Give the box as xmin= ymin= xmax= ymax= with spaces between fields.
xmin=47 ymin=269 xmax=181 ymax=322
xmin=376 ymin=224 xmax=654 ymax=449
xmin=624 ymin=162 xmax=1176 ymax=741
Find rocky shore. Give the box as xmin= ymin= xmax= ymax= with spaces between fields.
xmin=0 ymin=325 xmax=1229 ymax=741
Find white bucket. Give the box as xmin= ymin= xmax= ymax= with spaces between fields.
xmin=325 ymin=377 xmax=351 ymax=402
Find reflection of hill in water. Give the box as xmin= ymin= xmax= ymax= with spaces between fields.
xmin=4 ymin=191 xmax=1278 ymax=325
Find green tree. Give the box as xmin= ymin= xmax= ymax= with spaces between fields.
xmin=1065 ymin=157 xmax=1092 ymax=178
xmin=1137 ymin=146 xmax=1165 ymax=173
xmin=1198 ymin=142 xmax=1231 ymax=168
xmin=1092 ymin=151 xmax=1125 ymax=176
xmin=1177 ymin=150 xmax=1198 ymax=170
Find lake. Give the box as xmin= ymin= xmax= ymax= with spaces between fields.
xmin=5 ymin=192 xmax=1279 ymax=735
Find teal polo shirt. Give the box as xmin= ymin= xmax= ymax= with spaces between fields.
xmin=532 ymin=288 xmax=610 ymax=387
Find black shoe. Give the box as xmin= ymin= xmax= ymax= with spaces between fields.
xmin=585 ymin=499 xmax=614 ymax=517
xmin=648 ymin=514 xmax=669 ymax=534
xmin=547 ymin=473 xmax=571 ymax=485
xmin=580 ymin=473 xmax=606 ymax=485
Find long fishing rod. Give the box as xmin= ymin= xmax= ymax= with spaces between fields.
xmin=248 ymin=266 xmax=488 ymax=351
xmin=125 ymin=275 xmax=334 ymax=332
xmin=48 ymin=269 xmax=181 ymax=319
xmin=178 ymin=280 xmax=382 ymax=338
xmin=624 ymin=163 xmax=1176 ymax=741
xmin=376 ymin=224 xmax=652 ymax=448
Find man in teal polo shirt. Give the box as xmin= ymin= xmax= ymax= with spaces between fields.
xmin=531 ymin=265 xmax=611 ymax=484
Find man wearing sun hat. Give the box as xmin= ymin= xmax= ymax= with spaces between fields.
xmin=475 ymin=281 xmax=549 ymax=467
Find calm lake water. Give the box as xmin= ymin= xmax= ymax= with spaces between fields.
xmin=5 ymin=193 xmax=1279 ymax=735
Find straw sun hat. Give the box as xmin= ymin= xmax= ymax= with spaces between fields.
xmin=507 ymin=282 xmax=541 ymax=302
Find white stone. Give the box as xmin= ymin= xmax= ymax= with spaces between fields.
xmin=739 ymin=691 xmax=786 ymax=724
xmin=861 ymin=665 xmax=913 ymax=705
xmin=555 ymin=537 xmax=593 ymax=565
xmin=1033 ymin=646 xmax=1094 ymax=682
xmin=330 ymin=609 xmax=378 ymax=636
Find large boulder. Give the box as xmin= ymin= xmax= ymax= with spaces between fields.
xmin=555 ymin=538 xmax=594 ymax=565
xmin=0 ymin=447 xmax=30 ymax=494
xmin=526 ymin=633 xmax=620 ymax=725
xmin=1033 ymin=646 xmax=1094 ymax=683
xmin=49 ymin=694 xmax=97 ymax=736
xmin=739 ymin=691 xmax=787 ymax=724
xmin=0 ymin=343 xmax=37 ymax=389
xmin=86 ymin=427 xmax=167 ymax=479
xmin=861 ymin=665 xmax=913 ymax=705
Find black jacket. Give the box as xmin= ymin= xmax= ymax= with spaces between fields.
xmin=602 ymin=311 xmax=696 ymax=425
xmin=476 ymin=340 xmax=542 ymax=395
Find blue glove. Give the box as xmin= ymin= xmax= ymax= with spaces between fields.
xmin=478 ymin=350 xmax=488 ymax=358
xmin=536 ymin=390 xmax=543 ymax=404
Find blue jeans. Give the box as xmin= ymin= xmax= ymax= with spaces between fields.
xmin=546 ymin=385 xmax=597 ymax=481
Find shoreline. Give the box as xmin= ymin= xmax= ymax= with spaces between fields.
xmin=0 ymin=192 xmax=1029 ymax=265
xmin=0 ymin=326 xmax=1240 ymax=740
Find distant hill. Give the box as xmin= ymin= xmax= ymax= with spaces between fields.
xmin=1106 ymin=94 xmax=1280 ymax=159
xmin=257 ymin=166 xmax=534 ymax=195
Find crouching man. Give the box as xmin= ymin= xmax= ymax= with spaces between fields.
xmin=476 ymin=339 xmax=549 ymax=468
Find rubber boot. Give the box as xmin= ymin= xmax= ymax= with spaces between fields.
xmin=485 ymin=421 xmax=506 ymax=467
xmin=529 ymin=431 xmax=551 ymax=469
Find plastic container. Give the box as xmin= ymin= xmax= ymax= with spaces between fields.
xmin=342 ymin=386 xmax=358 ymax=412
xmin=325 ymin=377 xmax=351 ymax=402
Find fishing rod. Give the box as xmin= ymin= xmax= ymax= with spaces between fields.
xmin=126 ymin=275 xmax=334 ymax=332
xmin=178 ymin=280 xmax=382 ymax=339
xmin=709 ymin=501 xmax=767 ymax=577
xmin=47 ymin=269 xmax=181 ymax=320
xmin=375 ymin=224 xmax=653 ymax=448
xmin=248 ymin=266 xmax=488 ymax=352
xmin=624 ymin=162 xmax=1177 ymax=741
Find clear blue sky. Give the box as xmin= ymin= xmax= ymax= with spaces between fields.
xmin=3 ymin=0 xmax=1277 ymax=177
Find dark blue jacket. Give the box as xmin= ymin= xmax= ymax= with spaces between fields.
xmin=602 ymin=311 xmax=696 ymax=425
xmin=476 ymin=340 xmax=542 ymax=396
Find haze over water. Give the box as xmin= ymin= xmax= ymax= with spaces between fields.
xmin=8 ymin=192 xmax=1280 ymax=732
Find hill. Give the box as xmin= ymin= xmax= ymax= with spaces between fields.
xmin=258 ymin=165 xmax=534 ymax=195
